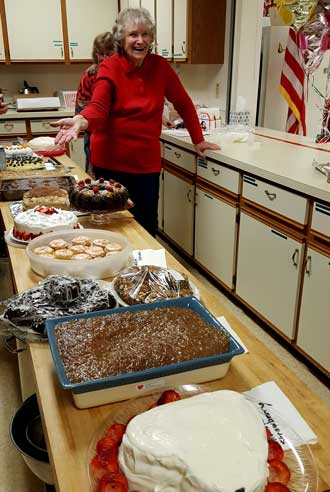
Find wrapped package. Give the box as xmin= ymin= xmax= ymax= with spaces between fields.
xmin=113 ymin=265 xmax=194 ymax=305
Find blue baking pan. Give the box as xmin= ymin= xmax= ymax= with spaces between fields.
xmin=46 ymin=296 xmax=245 ymax=396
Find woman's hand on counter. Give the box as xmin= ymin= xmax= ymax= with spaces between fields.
xmin=194 ymin=140 xmax=221 ymax=156
xmin=51 ymin=115 xmax=88 ymax=145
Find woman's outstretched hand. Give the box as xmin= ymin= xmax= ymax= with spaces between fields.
xmin=194 ymin=140 xmax=221 ymax=157
xmin=51 ymin=115 xmax=88 ymax=145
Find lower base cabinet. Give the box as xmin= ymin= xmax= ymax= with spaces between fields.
xmin=194 ymin=187 xmax=237 ymax=289
xmin=297 ymin=247 xmax=330 ymax=373
xmin=69 ymin=137 xmax=86 ymax=171
xmin=163 ymin=169 xmax=194 ymax=255
xmin=236 ymin=212 xmax=303 ymax=339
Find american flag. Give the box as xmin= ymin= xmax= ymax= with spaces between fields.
xmin=280 ymin=28 xmax=307 ymax=135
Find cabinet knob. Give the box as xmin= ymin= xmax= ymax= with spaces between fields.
xmin=71 ymin=47 xmax=74 ymax=57
xmin=60 ymin=47 xmax=63 ymax=57
xmin=181 ymin=41 xmax=186 ymax=55
xmin=174 ymin=151 xmax=181 ymax=159
xmin=211 ymin=167 xmax=220 ymax=176
xmin=187 ymin=189 xmax=192 ymax=202
xmin=4 ymin=123 xmax=14 ymax=130
xmin=305 ymin=255 xmax=312 ymax=276
xmin=291 ymin=248 xmax=299 ymax=268
xmin=265 ymin=190 xmax=277 ymax=201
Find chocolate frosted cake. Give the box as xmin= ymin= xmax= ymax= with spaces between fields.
xmin=55 ymin=307 xmax=230 ymax=383
xmin=69 ymin=177 xmax=129 ymax=212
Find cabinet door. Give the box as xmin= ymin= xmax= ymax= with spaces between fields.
xmin=5 ymin=0 xmax=64 ymax=60
xmin=158 ymin=168 xmax=164 ymax=232
xmin=141 ymin=0 xmax=155 ymax=18
xmin=163 ymin=169 xmax=194 ymax=255
xmin=0 ymin=16 xmax=5 ymax=61
xmin=236 ymin=213 xmax=303 ymax=339
xmin=69 ymin=137 xmax=86 ymax=171
xmin=173 ymin=0 xmax=187 ymax=60
xmin=66 ymin=0 xmax=118 ymax=60
xmin=195 ymin=189 xmax=237 ymax=288
xmin=297 ymin=248 xmax=330 ymax=373
xmin=155 ymin=0 xmax=172 ymax=59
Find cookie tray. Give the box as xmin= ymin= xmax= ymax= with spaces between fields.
xmin=46 ymin=297 xmax=245 ymax=408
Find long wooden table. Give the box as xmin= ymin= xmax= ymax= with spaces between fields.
xmin=1 ymin=158 xmax=329 ymax=492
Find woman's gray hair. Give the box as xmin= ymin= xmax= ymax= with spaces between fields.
xmin=113 ymin=8 xmax=155 ymax=54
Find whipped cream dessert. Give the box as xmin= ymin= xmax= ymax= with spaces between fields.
xmin=13 ymin=207 xmax=78 ymax=239
xmin=119 ymin=390 xmax=269 ymax=492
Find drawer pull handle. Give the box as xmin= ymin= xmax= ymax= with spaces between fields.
xmin=291 ymin=248 xmax=299 ymax=268
xmin=70 ymin=47 xmax=74 ymax=57
xmin=174 ymin=151 xmax=181 ymax=159
xmin=187 ymin=189 xmax=192 ymax=202
xmin=181 ymin=41 xmax=186 ymax=55
xmin=4 ymin=123 xmax=14 ymax=130
xmin=60 ymin=47 xmax=63 ymax=57
xmin=211 ymin=167 xmax=220 ymax=176
xmin=305 ymin=255 xmax=312 ymax=276
xmin=42 ymin=122 xmax=50 ymax=128
xmin=265 ymin=190 xmax=277 ymax=201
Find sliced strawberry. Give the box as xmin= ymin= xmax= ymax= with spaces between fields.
xmin=78 ymin=180 xmax=85 ymax=186
xmin=93 ymin=186 xmax=99 ymax=193
xmin=34 ymin=206 xmax=42 ymax=212
xmin=106 ymin=186 xmax=114 ymax=192
xmin=268 ymin=459 xmax=291 ymax=485
xmin=157 ymin=390 xmax=181 ymax=405
xmin=109 ymin=179 xmax=115 ymax=184
xmin=106 ymin=424 xmax=126 ymax=445
xmin=98 ymin=480 xmax=127 ymax=492
xmin=96 ymin=437 xmax=118 ymax=468
xmin=100 ymin=473 xmax=128 ymax=487
xmin=265 ymin=483 xmax=290 ymax=492
xmin=98 ymin=177 xmax=105 ymax=183
xmin=85 ymin=177 xmax=92 ymax=184
xmin=265 ymin=428 xmax=272 ymax=441
xmin=90 ymin=455 xmax=108 ymax=480
xmin=114 ymin=183 xmax=122 ymax=188
xmin=268 ymin=439 xmax=284 ymax=461
xmin=21 ymin=232 xmax=30 ymax=241
xmin=149 ymin=402 xmax=158 ymax=410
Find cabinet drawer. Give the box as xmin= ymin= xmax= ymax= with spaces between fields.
xmin=311 ymin=201 xmax=330 ymax=237
xmin=163 ymin=143 xmax=196 ymax=173
xmin=242 ymin=175 xmax=307 ymax=224
xmin=0 ymin=119 xmax=26 ymax=135
xmin=197 ymin=157 xmax=239 ymax=194
xmin=30 ymin=119 xmax=59 ymax=134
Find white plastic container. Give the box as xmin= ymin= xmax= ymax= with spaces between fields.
xmin=26 ymin=229 xmax=132 ymax=279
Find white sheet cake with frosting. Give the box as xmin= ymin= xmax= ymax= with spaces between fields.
xmin=118 ymin=390 xmax=269 ymax=492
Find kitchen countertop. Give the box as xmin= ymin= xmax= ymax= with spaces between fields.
xmin=161 ymin=126 xmax=330 ymax=203
xmin=0 ymin=107 xmax=75 ymax=119
xmin=0 ymin=155 xmax=329 ymax=491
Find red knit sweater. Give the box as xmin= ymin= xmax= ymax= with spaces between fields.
xmin=81 ymin=53 xmax=203 ymax=174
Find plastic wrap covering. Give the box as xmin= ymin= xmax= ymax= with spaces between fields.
xmin=113 ymin=266 xmax=194 ymax=305
xmin=1 ymin=275 xmax=116 ymax=335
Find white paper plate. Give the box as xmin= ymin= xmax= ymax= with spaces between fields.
xmin=109 ymin=269 xmax=200 ymax=307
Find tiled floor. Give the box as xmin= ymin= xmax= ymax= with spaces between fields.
xmin=1 ymin=237 xmax=329 ymax=492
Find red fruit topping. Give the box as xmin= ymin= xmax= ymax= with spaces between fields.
xmin=38 ymin=206 xmax=48 ymax=214
xmin=106 ymin=186 xmax=114 ymax=192
xmin=35 ymin=206 xmax=42 ymax=212
xmin=265 ymin=428 xmax=272 ymax=441
xmin=157 ymin=390 xmax=182 ymax=405
xmin=90 ymin=455 xmax=108 ymax=480
xmin=114 ymin=183 xmax=122 ymax=189
xmin=96 ymin=437 xmax=118 ymax=470
xmin=98 ymin=478 xmax=127 ymax=492
xmin=85 ymin=177 xmax=92 ymax=184
xmin=98 ymin=177 xmax=105 ymax=183
xmin=265 ymin=483 xmax=290 ymax=492
xmin=93 ymin=186 xmax=99 ymax=193
xmin=78 ymin=180 xmax=85 ymax=186
xmin=268 ymin=439 xmax=284 ymax=462
xmin=106 ymin=424 xmax=126 ymax=445
xmin=21 ymin=232 xmax=30 ymax=241
xmin=109 ymin=179 xmax=115 ymax=184
xmin=149 ymin=402 xmax=158 ymax=410
xmin=100 ymin=473 xmax=128 ymax=487
xmin=268 ymin=460 xmax=291 ymax=485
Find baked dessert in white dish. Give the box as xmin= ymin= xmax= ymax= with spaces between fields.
xmin=23 ymin=187 xmax=70 ymax=209
xmin=13 ymin=206 xmax=78 ymax=241
xmin=118 ymin=390 xmax=269 ymax=492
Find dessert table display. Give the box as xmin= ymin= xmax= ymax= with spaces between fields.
xmin=0 ymin=155 xmax=329 ymax=492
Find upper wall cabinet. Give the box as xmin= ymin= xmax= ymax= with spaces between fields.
xmin=156 ymin=0 xmax=173 ymax=59
xmin=5 ymin=0 xmax=64 ymax=61
xmin=173 ymin=0 xmax=187 ymax=61
xmin=65 ymin=0 xmax=118 ymax=61
xmin=0 ymin=14 xmax=5 ymax=61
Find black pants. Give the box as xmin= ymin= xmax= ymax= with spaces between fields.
xmin=93 ymin=167 xmax=160 ymax=237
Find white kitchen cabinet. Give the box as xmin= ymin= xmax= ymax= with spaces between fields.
xmin=163 ymin=169 xmax=194 ymax=255
xmin=173 ymin=0 xmax=187 ymax=60
xmin=140 ymin=0 xmax=155 ymax=18
xmin=0 ymin=16 xmax=5 ymax=61
xmin=69 ymin=137 xmax=86 ymax=171
xmin=66 ymin=0 xmax=118 ymax=60
xmin=155 ymin=0 xmax=172 ymax=59
xmin=4 ymin=0 xmax=64 ymax=61
xmin=297 ymin=248 xmax=330 ymax=373
xmin=158 ymin=168 xmax=164 ymax=232
xmin=236 ymin=212 xmax=303 ymax=339
xmin=195 ymin=188 xmax=237 ymax=288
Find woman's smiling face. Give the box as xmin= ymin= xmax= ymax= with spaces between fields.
xmin=123 ymin=23 xmax=151 ymax=67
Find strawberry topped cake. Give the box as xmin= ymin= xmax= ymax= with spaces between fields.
xmin=13 ymin=206 xmax=79 ymax=241
xmin=69 ymin=177 xmax=130 ymax=212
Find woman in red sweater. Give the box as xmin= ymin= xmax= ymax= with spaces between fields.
xmin=53 ymin=8 xmax=220 ymax=236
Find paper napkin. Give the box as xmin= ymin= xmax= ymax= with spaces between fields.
xmin=217 ymin=316 xmax=249 ymax=353
xmin=133 ymin=249 xmax=167 ymax=268
xmin=244 ymin=381 xmax=318 ymax=447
